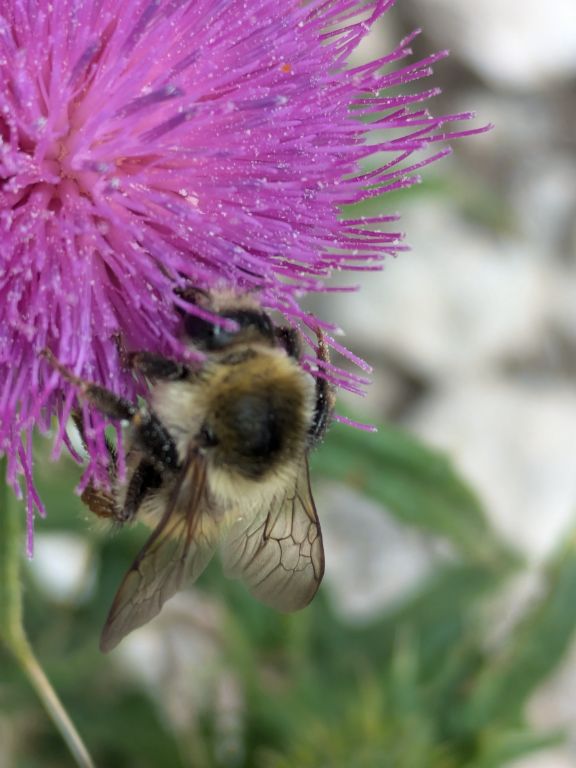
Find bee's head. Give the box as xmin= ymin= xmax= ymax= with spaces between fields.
xmin=182 ymin=308 xmax=275 ymax=351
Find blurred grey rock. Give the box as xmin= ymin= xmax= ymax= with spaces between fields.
xmin=513 ymin=636 xmax=576 ymax=767
xmin=481 ymin=570 xmax=546 ymax=651
xmin=409 ymin=0 xmax=576 ymax=89
xmin=406 ymin=380 xmax=576 ymax=562
xmin=506 ymin=750 xmax=576 ymax=768
xmin=318 ymin=482 xmax=439 ymax=619
xmin=329 ymin=202 xmax=552 ymax=383
xmin=114 ymin=591 xmax=233 ymax=732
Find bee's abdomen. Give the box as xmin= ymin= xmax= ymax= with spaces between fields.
xmin=211 ymin=388 xmax=310 ymax=479
xmin=229 ymin=393 xmax=282 ymax=460
xmin=203 ymin=350 xmax=314 ymax=479
xmin=211 ymin=389 xmax=297 ymax=479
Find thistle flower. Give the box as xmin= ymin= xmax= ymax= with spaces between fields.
xmin=0 ymin=0 xmax=486 ymax=553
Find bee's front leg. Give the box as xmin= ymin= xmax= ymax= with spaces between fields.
xmin=42 ymin=349 xmax=180 ymax=471
xmin=127 ymin=351 xmax=189 ymax=381
xmin=43 ymin=349 xmax=137 ymax=421
xmin=114 ymin=330 xmax=193 ymax=381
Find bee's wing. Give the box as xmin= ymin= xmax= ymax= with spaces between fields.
xmin=100 ymin=452 xmax=218 ymax=652
xmin=220 ymin=458 xmax=324 ymax=612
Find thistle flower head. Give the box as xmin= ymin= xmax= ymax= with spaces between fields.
xmin=0 ymin=0 xmax=487 ymax=552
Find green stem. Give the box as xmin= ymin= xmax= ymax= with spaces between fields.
xmin=0 ymin=460 xmax=96 ymax=768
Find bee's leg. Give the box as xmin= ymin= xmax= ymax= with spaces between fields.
xmin=114 ymin=330 xmax=193 ymax=381
xmin=112 ymin=331 xmax=130 ymax=368
xmin=80 ymin=484 xmax=119 ymax=521
xmin=73 ymin=411 xmax=160 ymax=526
xmin=127 ymin=351 xmax=189 ymax=381
xmin=308 ymin=330 xmax=336 ymax=447
xmin=71 ymin=409 xmax=118 ymax=468
xmin=309 ymin=377 xmax=335 ymax=445
xmin=120 ymin=459 xmax=162 ymax=524
xmin=174 ymin=285 xmax=209 ymax=308
xmin=71 ymin=410 xmax=120 ymax=522
xmin=275 ymin=326 xmax=302 ymax=360
xmin=43 ymin=350 xmax=180 ymax=470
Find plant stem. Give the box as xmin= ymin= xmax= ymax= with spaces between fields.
xmin=0 ymin=460 xmax=96 ymax=768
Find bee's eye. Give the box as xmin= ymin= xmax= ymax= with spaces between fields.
xmin=220 ymin=311 xmax=274 ymax=341
xmin=183 ymin=312 xmax=238 ymax=350
xmin=182 ymin=313 xmax=214 ymax=342
xmin=210 ymin=324 xmax=236 ymax=348
xmin=183 ymin=309 xmax=273 ymax=349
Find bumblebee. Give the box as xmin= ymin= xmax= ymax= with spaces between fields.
xmin=46 ymin=293 xmax=334 ymax=652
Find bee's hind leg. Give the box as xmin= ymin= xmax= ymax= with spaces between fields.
xmin=274 ymin=327 xmax=335 ymax=445
xmin=308 ymin=330 xmax=336 ymax=447
xmin=275 ymin=326 xmax=302 ymax=360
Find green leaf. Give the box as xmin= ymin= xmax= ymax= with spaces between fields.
xmin=312 ymin=420 xmax=516 ymax=567
xmin=470 ymin=729 xmax=563 ymax=768
xmin=460 ymin=535 xmax=576 ymax=731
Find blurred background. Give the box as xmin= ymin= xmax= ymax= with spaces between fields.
xmin=2 ymin=1 xmax=576 ymax=766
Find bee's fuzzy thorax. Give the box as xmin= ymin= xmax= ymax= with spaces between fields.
xmin=151 ymin=344 xmax=315 ymax=488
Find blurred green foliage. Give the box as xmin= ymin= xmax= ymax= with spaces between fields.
xmin=1 ymin=420 xmax=576 ymax=767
